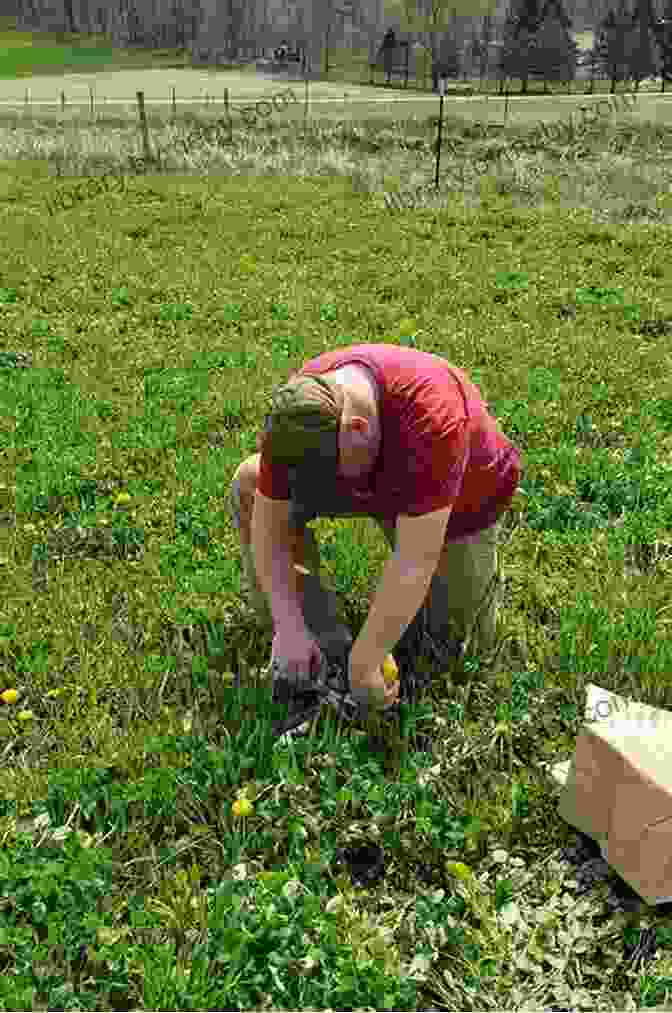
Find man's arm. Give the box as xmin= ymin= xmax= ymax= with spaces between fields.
xmin=251 ymin=490 xmax=307 ymax=633
xmin=349 ymin=505 xmax=453 ymax=677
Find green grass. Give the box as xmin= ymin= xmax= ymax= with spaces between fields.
xmin=0 ymin=14 xmax=672 ymax=1013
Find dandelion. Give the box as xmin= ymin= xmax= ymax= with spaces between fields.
xmin=382 ymin=654 xmax=398 ymax=685
xmin=113 ymin=491 xmax=132 ymax=506
xmin=445 ymin=861 xmax=473 ymax=882
xmin=232 ymin=797 xmax=254 ymax=818
xmin=397 ymin=317 xmax=417 ymax=336
xmin=239 ymin=254 xmax=256 ymax=273
xmin=17 ymin=709 xmax=34 ymax=722
xmin=1 ymin=688 xmax=18 ymax=705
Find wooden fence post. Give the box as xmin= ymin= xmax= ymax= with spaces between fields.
xmin=135 ymin=90 xmax=153 ymax=163
xmin=224 ymin=87 xmax=233 ymax=142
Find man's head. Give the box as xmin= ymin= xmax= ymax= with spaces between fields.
xmin=258 ymin=372 xmax=381 ymax=529
xmin=258 ymin=373 xmax=379 ymax=479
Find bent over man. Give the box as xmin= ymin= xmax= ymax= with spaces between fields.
xmin=228 ymin=343 xmax=522 ymax=714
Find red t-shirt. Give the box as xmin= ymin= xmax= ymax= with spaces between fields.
xmin=257 ymin=344 xmax=522 ymax=538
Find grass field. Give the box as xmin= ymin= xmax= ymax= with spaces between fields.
xmin=1 ymin=14 xmax=672 ymax=1013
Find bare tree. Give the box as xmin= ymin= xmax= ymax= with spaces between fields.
xmin=322 ymin=0 xmax=356 ymax=73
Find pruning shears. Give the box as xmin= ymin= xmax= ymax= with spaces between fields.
xmin=269 ymin=649 xmax=401 ymax=741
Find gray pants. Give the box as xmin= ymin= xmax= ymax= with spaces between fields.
xmin=227 ymin=472 xmax=501 ymax=658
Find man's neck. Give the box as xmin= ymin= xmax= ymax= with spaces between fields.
xmin=339 ymin=364 xmax=379 ymax=422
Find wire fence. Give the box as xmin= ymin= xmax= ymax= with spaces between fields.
xmin=0 ymin=79 xmax=658 ymax=176
xmin=0 ymin=83 xmax=462 ymax=188
xmin=0 ymin=79 xmax=649 ymax=123
xmin=0 ymin=80 xmax=483 ymax=144
xmin=0 ymin=81 xmax=443 ymax=120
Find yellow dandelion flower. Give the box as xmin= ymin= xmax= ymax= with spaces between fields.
xmin=397 ymin=317 xmax=417 ymax=336
xmin=239 ymin=254 xmax=256 ymax=273
xmin=445 ymin=861 xmax=473 ymax=883
xmin=17 ymin=709 xmax=34 ymax=722
xmin=382 ymin=654 xmax=398 ymax=685
xmin=1 ymin=688 xmax=18 ymax=705
xmin=232 ymin=798 xmax=254 ymax=818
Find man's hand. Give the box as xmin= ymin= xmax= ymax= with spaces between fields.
xmin=348 ymin=656 xmax=399 ymax=712
xmin=272 ymin=627 xmax=325 ymax=686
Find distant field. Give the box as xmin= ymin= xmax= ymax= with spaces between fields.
xmin=0 ymin=18 xmax=118 ymax=77
xmin=0 ymin=64 xmax=667 ymax=135
xmin=0 ymin=17 xmax=668 ymax=135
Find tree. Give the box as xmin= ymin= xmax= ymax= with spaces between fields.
xmin=14 ymin=0 xmax=203 ymax=47
xmin=473 ymin=13 xmax=495 ymax=85
xmin=591 ymin=0 xmax=639 ymax=91
xmin=641 ymin=0 xmax=672 ymax=91
xmin=382 ymin=0 xmax=495 ymax=89
xmin=432 ymin=29 xmax=461 ymax=86
xmin=529 ymin=14 xmax=579 ymax=88
xmin=628 ymin=0 xmax=659 ymax=89
xmin=189 ymin=0 xmax=259 ymax=60
xmin=321 ymin=0 xmax=358 ymax=75
xmin=654 ymin=14 xmax=672 ymax=90
xmin=499 ymin=0 xmax=576 ymax=92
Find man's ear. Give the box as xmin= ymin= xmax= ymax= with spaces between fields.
xmin=350 ymin=416 xmax=369 ymax=435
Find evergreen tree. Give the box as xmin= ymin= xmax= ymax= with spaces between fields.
xmin=529 ymin=15 xmax=579 ymax=87
xmin=646 ymin=0 xmax=672 ymax=91
xmin=592 ymin=0 xmax=638 ymax=92
xmin=468 ymin=14 xmax=494 ymax=88
xmin=432 ymin=29 xmax=460 ymax=89
xmin=499 ymin=0 xmax=576 ymax=94
xmin=629 ymin=0 xmax=659 ymax=90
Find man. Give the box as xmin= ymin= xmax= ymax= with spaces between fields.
xmin=228 ymin=344 xmax=522 ymax=715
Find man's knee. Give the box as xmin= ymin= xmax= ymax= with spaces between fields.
xmin=232 ymin=453 xmax=261 ymax=492
xmin=230 ymin=453 xmax=261 ymax=539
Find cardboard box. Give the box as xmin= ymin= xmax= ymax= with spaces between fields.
xmin=554 ymin=683 xmax=672 ymax=905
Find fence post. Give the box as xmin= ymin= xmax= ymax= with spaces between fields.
xmin=89 ymin=83 xmax=94 ymax=122
xmin=60 ymin=90 xmax=65 ymax=115
xmin=435 ymin=76 xmax=446 ymax=190
xmin=224 ymin=87 xmax=233 ymax=142
xmin=135 ymin=90 xmax=153 ymax=164
xmin=24 ymin=88 xmax=29 ymax=120
xmin=171 ymin=85 xmax=176 ymax=121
